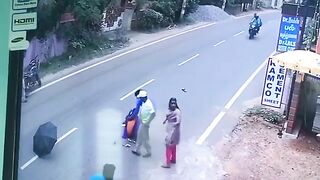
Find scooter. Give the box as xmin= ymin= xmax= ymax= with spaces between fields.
xmin=24 ymin=56 xmax=41 ymax=91
xmin=248 ymin=23 xmax=259 ymax=39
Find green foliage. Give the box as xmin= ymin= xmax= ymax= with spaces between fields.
xmin=136 ymin=9 xmax=164 ymax=30
xmin=72 ymin=0 xmax=109 ymax=31
xmin=35 ymin=0 xmax=61 ymax=38
xmin=61 ymin=0 xmax=112 ymax=51
xmin=33 ymin=0 xmax=113 ymax=47
xmin=226 ymin=0 xmax=241 ymax=6
xmin=244 ymin=106 xmax=284 ymax=125
xmin=199 ymin=0 xmax=223 ymax=7
xmin=185 ymin=0 xmax=200 ymax=16
xmin=136 ymin=0 xmax=148 ymax=10
xmin=150 ymin=0 xmax=177 ymax=26
xmin=303 ymin=18 xmax=317 ymax=49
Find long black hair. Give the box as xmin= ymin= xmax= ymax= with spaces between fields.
xmin=169 ymin=97 xmax=179 ymax=110
xmin=134 ymin=89 xmax=141 ymax=97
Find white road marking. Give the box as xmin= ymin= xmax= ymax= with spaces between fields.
xmin=224 ymin=55 xmax=270 ymax=110
xmin=29 ymin=23 xmax=216 ymax=95
xmin=178 ymin=54 xmax=200 ymax=66
xmin=196 ymin=51 xmax=275 ymax=145
xmin=120 ymin=79 xmax=155 ymax=101
xmin=214 ymin=40 xmax=226 ymax=47
xmin=196 ymin=111 xmax=226 ymax=145
xmin=20 ymin=128 xmax=78 ymax=170
xmin=56 ymin=128 xmax=78 ymax=143
xmin=233 ymin=31 xmax=244 ymax=37
xmin=20 ymin=156 xmax=38 ymax=171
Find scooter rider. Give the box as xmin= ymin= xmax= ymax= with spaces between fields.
xmin=250 ymin=13 xmax=262 ymax=33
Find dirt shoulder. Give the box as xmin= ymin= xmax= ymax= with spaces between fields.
xmin=216 ymin=109 xmax=320 ymax=180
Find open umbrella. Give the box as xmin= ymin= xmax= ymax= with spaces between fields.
xmin=33 ymin=121 xmax=57 ymax=157
xmin=272 ymin=50 xmax=320 ymax=76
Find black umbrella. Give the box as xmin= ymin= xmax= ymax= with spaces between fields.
xmin=33 ymin=121 xmax=57 ymax=157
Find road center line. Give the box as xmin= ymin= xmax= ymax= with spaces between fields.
xmin=120 ymin=79 xmax=155 ymax=101
xmin=233 ymin=31 xmax=244 ymax=37
xmin=178 ymin=54 xmax=200 ymax=66
xmin=29 ymin=23 xmax=216 ymax=95
xmin=196 ymin=51 xmax=275 ymax=145
xmin=20 ymin=128 xmax=78 ymax=170
xmin=214 ymin=40 xmax=226 ymax=47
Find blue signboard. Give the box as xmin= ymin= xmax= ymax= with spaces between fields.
xmin=276 ymin=15 xmax=301 ymax=52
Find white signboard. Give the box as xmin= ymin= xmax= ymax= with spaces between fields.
xmin=12 ymin=12 xmax=37 ymax=31
xmin=13 ymin=0 xmax=37 ymax=10
xmin=9 ymin=31 xmax=29 ymax=51
xmin=261 ymin=58 xmax=287 ymax=108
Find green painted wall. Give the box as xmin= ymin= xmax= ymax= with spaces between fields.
xmin=0 ymin=0 xmax=12 ymax=178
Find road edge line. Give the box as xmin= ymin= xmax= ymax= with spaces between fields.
xmin=20 ymin=128 xmax=78 ymax=170
xmin=196 ymin=51 xmax=275 ymax=145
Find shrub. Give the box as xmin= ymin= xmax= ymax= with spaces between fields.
xmin=150 ymin=0 xmax=177 ymax=26
xmin=136 ymin=9 xmax=164 ymax=30
xmin=199 ymin=0 xmax=224 ymax=7
xmin=303 ymin=18 xmax=317 ymax=49
xmin=185 ymin=0 xmax=200 ymax=16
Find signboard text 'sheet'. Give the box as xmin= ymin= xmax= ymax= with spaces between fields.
xmin=276 ymin=15 xmax=300 ymax=52
xmin=12 ymin=12 xmax=37 ymax=31
xmin=13 ymin=0 xmax=37 ymax=10
xmin=261 ymin=58 xmax=287 ymax=108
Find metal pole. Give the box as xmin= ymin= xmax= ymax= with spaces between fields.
xmin=3 ymin=50 xmax=23 ymax=180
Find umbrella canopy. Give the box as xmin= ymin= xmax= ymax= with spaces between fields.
xmin=33 ymin=121 xmax=57 ymax=157
xmin=272 ymin=50 xmax=320 ymax=76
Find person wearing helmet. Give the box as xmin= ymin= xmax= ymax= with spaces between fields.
xmin=250 ymin=13 xmax=262 ymax=33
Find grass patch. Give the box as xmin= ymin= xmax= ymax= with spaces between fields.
xmin=243 ymin=106 xmax=285 ymax=125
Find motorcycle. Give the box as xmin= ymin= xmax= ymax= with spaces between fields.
xmin=248 ymin=23 xmax=258 ymax=39
xmin=24 ymin=56 xmax=41 ymax=92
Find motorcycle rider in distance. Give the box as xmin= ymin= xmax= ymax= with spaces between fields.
xmin=250 ymin=13 xmax=262 ymax=33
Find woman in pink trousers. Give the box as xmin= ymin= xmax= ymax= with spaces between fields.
xmin=161 ymin=98 xmax=181 ymax=168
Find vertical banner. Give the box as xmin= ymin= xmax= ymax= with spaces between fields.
xmin=276 ymin=15 xmax=301 ymax=52
xmin=261 ymin=58 xmax=287 ymax=108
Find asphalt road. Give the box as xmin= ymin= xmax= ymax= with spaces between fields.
xmin=19 ymin=11 xmax=281 ymax=180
